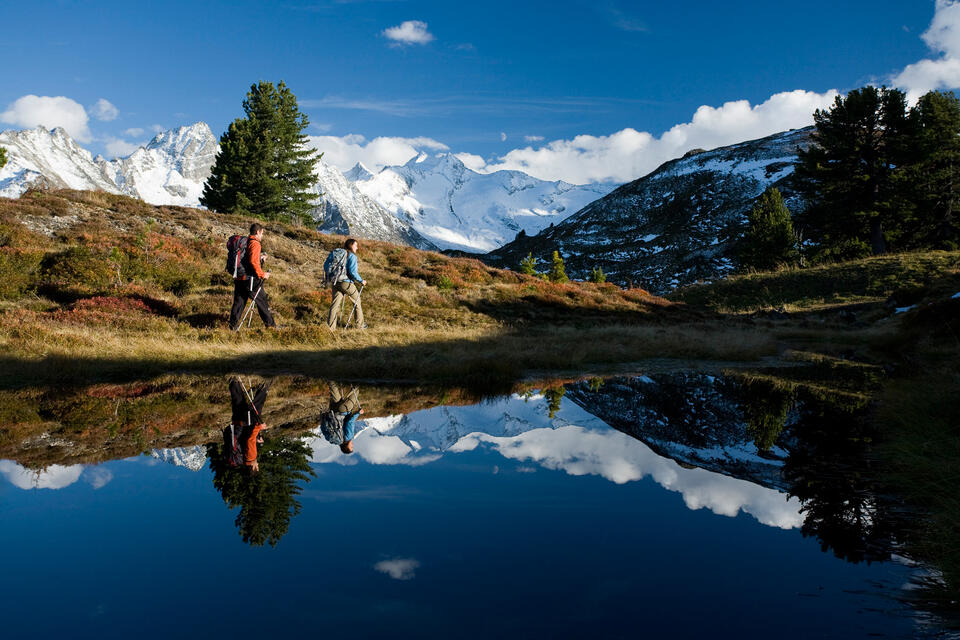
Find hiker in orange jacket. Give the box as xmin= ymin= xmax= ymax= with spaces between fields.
xmin=228 ymin=223 xmax=277 ymax=330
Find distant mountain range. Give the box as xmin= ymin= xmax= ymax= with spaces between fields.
xmin=0 ymin=123 xmax=218 ymax=207
xmin=347 ymin=153 xmax=616 ymax=252
xmin=483 ymin=128 xmax=812 ymax=293
xmin=0 ymin=123 xmax=614 ymax=253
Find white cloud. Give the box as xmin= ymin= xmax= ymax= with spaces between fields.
xmin=103 ymin=136 xmax=141 ymax=158
xmin=455 ymin=152 xmax=486 ymax=171
xmin=0 ymin=94 xmax=92 ymax=142
xmin=500 ymin=131 xmax=507 ymax=141
xmin=84 ymin=467 xmax=113 ymax=489
xmin=382 ymin=20 xmax=435 ymax=46
xmin=150 ymin=124 xmax=165 ymax=133
xmin=91 ymin=98 xmax=119 ymax=121
xmin=893 ymin=1 xmax=960 ymax=101
xmin=124 ymin=127 xmax=145 ymax=137
xmin=524 ymin=135 xmax=545 ymax=142
xmin=308 ymin=133 xmax=448 ymax=172
xmin=374 ymin=557 xmax=420 ymax=580
xmin=478 ymin=89 xmax=838 ymax=184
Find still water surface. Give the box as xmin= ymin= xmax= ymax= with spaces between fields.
xmin=0 ymin=374 xmax=942 ymax=638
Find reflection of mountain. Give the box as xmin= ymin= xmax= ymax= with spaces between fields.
xmin=303 ymin=391 xmax=803 ymax=529
xmin=150 ymin=446 xmax=208 ymax=472
xmin=565 ymin=374 xmax=792 ymax=491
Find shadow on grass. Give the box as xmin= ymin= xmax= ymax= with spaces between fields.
xmin=0 ymin=318 xmax=775 ymax=392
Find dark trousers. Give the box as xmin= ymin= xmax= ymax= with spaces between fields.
xmin=229 ymin=378 xmax=272 ymax=424
xmin=229 ymin=277 xmax=275 ymax=329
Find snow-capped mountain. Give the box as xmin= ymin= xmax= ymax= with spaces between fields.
xmin=350 ymin=153 xmax=617 ymax=253
xmin=100 ymin=123 xmax=219 ymax=207
xmin=0 ymin=126 xmax=120 ymax=198
xmin=310 ymin=159 xmax=437 ymax=250
xmin=0 ymin=123 xmax=219 ymax=207
xmin=484 ymin=128 xmax=813 ymax=293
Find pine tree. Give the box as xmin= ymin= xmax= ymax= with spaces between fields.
xmin=796 ymin=86 xmax=912 ymax=258
xmin=208 ymin=435 xmax=316 ymax=547
xmin=903 ymin=90 xmax=960 ymax=249
xmin=0 ymin=147 xmax=6 ymax=169
xmin=738 ymin=187 xmax=799 ymax=271
xmin=547 ymin=250 xmax=568 ymax=283
xmin=587 ymin=266 xmax=606 ymax=283
xmin=201 ymin=81 xmax=318 ymax=223
xmin=519 ymin=252 xmax=538 ymax=276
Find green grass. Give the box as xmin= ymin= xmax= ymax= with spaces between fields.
xmin=671 ymin=252 xmax=960 ymax=313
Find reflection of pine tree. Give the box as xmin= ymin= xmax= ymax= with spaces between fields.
xmin=783 ymin=397 xmax=897 ymax=564
xmin=543 ymin=386 xmax=566 ymax=419
xmin=207 ymin=435 xmax=316 ymax=547
xmin=738 ymin=378 xmax=793 ymax=452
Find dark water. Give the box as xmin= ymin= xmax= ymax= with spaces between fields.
xmin=0 ymin=374 xmax=950 ymax=638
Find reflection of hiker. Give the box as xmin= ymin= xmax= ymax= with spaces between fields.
xmin=224 ymin=378 xmax=272 ymax=472
xmin=320 ymin=381 xmax=364 ymax=454
xmin=228 ymin=223 xmax=277 ymax=330
xmin=324 ymin=238 xmax=366 ymax=330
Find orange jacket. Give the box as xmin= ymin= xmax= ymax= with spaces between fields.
xmin=244 ymin=236 xmax=266 ymax=279
xmin=244 ymin=423 xmax=265 ymax=466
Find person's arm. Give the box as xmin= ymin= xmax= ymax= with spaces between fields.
xmin=248 ymin=239 xmax=266 ymax=279
xmin=346 ymin=253 xmax=364 ymax=284
xmin=343 ymin=412 xmax=360 ymax=441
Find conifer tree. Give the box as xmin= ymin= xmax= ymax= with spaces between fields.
xmin=202 ymin=81 xmax=318 ymax=223
xmin=519 ymin=252 xmax=538 ymax=276
xmin=588 ymin=266 xmax=606 ymax=283
xmin=903 ymin=90 xmax=960 ymax=249
xmin=548 ymin=250 xmax=568 ymax=283
xmin=797 ymin=86 xmax=912 ymax=257
xmin=738 ymin=187 xmax=799 ymax=271
xmin=0 ymin=147 xmax=6 ymax=169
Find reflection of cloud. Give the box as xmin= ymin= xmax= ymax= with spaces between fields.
xmin=84 ymin=467 xmax=113 ymax=489
xmin=306 ymin=393 xmax=803 ymax=530
xmin=0 ymin=460 xmax=84 ymax=490
xmin=456 ymin=426 xmax=802 ymax=529
xmin=374 ymin=557 xmax=420 ymax=580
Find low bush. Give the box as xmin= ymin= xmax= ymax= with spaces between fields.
xmin=0 ymin=248 xmax=44 ymax=299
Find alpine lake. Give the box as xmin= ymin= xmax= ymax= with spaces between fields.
xmin=1 ymin=365 xmax=957 ymax=639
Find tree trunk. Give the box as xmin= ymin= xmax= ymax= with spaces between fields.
xmin=870 ymin=218 xmax=886 ymax=254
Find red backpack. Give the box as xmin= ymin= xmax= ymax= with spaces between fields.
xmin=225 ymin=235 xmax=249 ymax=278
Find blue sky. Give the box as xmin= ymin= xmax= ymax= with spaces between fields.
xmin=1 ymin=1 xmax=954 ymax=183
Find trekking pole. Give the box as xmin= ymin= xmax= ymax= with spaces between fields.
xmin=237 ymin=286 xmax=263 ymax=331
xmin=344 ymin=283 xmax=365 ymax=328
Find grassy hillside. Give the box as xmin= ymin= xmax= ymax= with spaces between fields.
xmin=0 ymin=189 xmax=781 ymax=386
xmin=670 ymin=252 xmax=960 ymax=313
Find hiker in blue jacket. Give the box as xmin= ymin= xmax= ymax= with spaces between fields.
xmin=320 ymin=381 xmax=364 ymax=454
xmin=326 ymin=238 xmax=367 ymax=330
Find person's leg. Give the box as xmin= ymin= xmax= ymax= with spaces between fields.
xmin=329 ymin=381 xmax=344 ymax=403
xmin=346 ymin=283 xmax=364 ymax=326
xmin=250 ymin=278 xmax=276 ymax=327
xmin=327 ymin=284 xmax=345 ymax=329
xmin=343 ymin=386 xmax=360 ymax=413
xmin=252 ymin=379 xmax=272 ymax=415
xmin=228 ymin=280 xmax=249 ymax=329
xmin=229 ymin=379 xmax=248 ymax=424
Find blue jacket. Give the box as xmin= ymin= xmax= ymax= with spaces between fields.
xmin=346 ymin=252 xmax=362 ymax=283
xmin=343 ymin=412 xmax=360 ymax=441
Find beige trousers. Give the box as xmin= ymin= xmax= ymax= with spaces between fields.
xmin=327 ymin=281 xmax=363 ymax=329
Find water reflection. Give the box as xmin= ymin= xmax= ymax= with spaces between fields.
xmin=0 ymin=370 xmax=952 ymax=631
xmin=205 ymin=378 xmax=316 ymax=547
